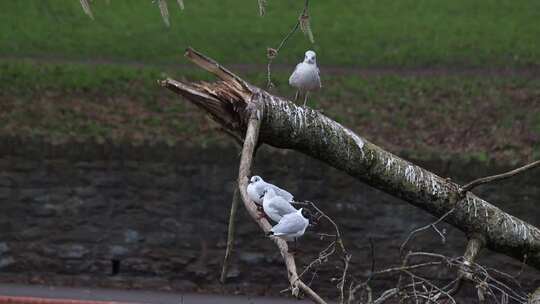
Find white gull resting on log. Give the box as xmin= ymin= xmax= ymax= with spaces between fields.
xmin=268 ymin=208 xmax=309 ymax=242
xmin=262 ymin=188 xmax=297 ymax=223
xmin=246 ymin=175 xmax=294 ymax=205
xmin=289 ymin=50 xmax=322 ymax=106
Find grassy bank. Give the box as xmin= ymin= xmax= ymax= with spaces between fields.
xmin=1 ymin=1 xmax=539 ymax=161
xmin=1 ymin=61 xmax=538 ymax=162
xmin=1 ymin=1 xmax=540 ymax=67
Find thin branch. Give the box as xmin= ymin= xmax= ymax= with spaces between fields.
xmin=79 ymin=0 xmax=94 ymax=20
xmin=460 ymin=236 xmax=485 ymax=280
xmin=371 ymin=261 xmax=442 ymax=276
xmin=177 ymin=0 xmax=185 ymax=10
xmin=298 ymin=0 xmax=314 ymax=43
xmin=157 ymin=0 xmax=170 ymax=27
xmin=220 ymin=185 xmax=241 ymax=283
xmin=402 ymin=270 xmax=457 ymax=304
xmin=400 ymin=208 xmax=455 ymax=255
xmin=461 ymin=160 xmax=540 ymax=193
xmin=266 ymin=0 xmax=311 ymax=89
xmin=236 ymin=100 xmax=327 ymax=304
xmin=257 ymin=0 xmax=267 ymax=16
xmin=306 ymin=201 xmax=347 ymax=254
xmin=338 ymin=254 xmax=351 ymax=304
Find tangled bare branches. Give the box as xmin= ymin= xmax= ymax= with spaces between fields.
xmin=289 ymin=200 xmax=351 ymax=303
xmin=345 ymin=219 xmax=529 ymax=304
xmin=344 ymin=250 xmax=529 ymax=304
xmin=287 ymin=202 xmax=530 ymax=304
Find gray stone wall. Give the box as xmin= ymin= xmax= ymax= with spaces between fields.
xmin=0 ymin=137 xmax=538 ymax=297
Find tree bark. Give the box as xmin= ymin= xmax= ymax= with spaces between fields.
xmin=159 ymin=48 xmax=540 ymax=271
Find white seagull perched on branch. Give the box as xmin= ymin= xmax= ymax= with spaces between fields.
xmin=268 ymin=208 xmax=309 ymax=243
xmin=262 ymin=188 xmax=297 ymax=223
xmin=289 ymin=50 xmax=322 ymax=106
xmin=247 ymin=175 xmax=294 ymax=205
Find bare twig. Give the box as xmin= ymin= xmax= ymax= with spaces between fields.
xmin=298 ymin=0 xmax=314 ymax=43
xmin=306 ymin=201 xmax=347 ymax=254
xmin=236 ymin=100 xmax=327 ymax=304
xmin=530 ymin=286 xmax=540 ymax=304
xmin=157 ymin=0 xmax=170 ymax=27
xmin=460 ymin=236 xmax=485 ymax=280
xmin=338 ymin=254 xmax=351 ymax=304
xmin=177 ymin=0 xmax=185 ymax=10
xmin=297 ymin=200 xmax=351 ymax=302
xmin=266 ymin=0 xmax=311 ymax=89
xmin=257 ymin=0 xmax=267 ymax=16
xmin=79 ymin=0 xmax=94 ymax=20
xmin=400 ymin=208 xmax=455 ymax=255
xmin=461 ymin=160 xmax=540 ymax=193
xmin=220 ymin=186 xmax=241 ymax=283
xmin=371 ymin=261 xmax=442 ymax=276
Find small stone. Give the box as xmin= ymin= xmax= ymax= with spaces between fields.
xmin=170 ymin=256 xmax=193 ymax=267
xmin=124 ymin=229 xmax=143 ymax=243
xmin=171 ymin=279 xmax=198 ymax=291
xmin=58 ymin=244 xmax=89 ymax=259
xmin=160 ymin=218 xmax=180 ymax=232
xmin=185 ymin=263 xmax=209 ymax=277
xmin=93 ymin=176 xmax=122 ymax=188
xmin=239 ymin=252 xmax=265 ymax=265
xmin=109 ymin=245 xmax=129 ymax=258
xmin=0 ymin=242 xmax=9 ymax=255
xmin=216 ymin=239 xmax=227 ymax=248
xmin=63 ymin=260 xmax=92 ymax=273
xmin=19 ymin=189 xmax=48 ymax=201
xmin=32 ymin=203 xmax=57 ymax=217
xmin=19 ymin=227 xmax=45 ymax=241
xmin=0 ymin=257 xmax=14 ymax=269
xmin=122 ymin=258 xmax=152 ymax=273
xmin=75 ymin=187 xmax=97 ymax=198
xmin=226 ymin=265 xmax=241 ymax=279
xmin=0 ymin=188 xmax=11 ymax=200
xmin=0 ymin=175 xmax=14 ymax=187
xmin=145 ymin=232 xmax=176 ymax=246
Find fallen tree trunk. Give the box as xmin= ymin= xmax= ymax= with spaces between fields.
xmin=160 ymin=48 xmax=540 ymax=271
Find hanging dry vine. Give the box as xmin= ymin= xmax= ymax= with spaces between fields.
xmin=266 ymin=0 xmax=312 ymax=89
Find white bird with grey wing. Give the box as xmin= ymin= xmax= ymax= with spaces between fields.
xmin=247 ymin=175 xmax=294 ymax=205
xmin=268 ymin=208 xmax=309 ymax=242
xmin=262 ymin=188 xmax=297 ymax=223
xmin=289 ymin=50 xmax=321 ymax=106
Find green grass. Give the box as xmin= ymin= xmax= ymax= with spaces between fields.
xmin=1 ymin=1 xmax=539 ymax=160
xmin=0 ymin=62 xmax=539 ymax=161
xmin=1 ymin=0 xmax=540 ymax=67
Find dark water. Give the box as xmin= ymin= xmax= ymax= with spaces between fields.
xmin=0 ymin=143 xmax=538 ymax=302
